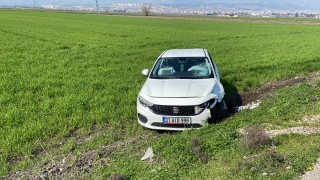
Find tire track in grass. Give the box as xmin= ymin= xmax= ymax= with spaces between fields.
xmin=238 ymin=71 xmax=320 ymax=105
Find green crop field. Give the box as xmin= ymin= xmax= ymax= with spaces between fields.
xmin=1 ymin=9 xmax=320 ymax=179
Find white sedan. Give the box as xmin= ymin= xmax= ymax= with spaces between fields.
xmin=137 ymin=49 xmax=228 ymax=131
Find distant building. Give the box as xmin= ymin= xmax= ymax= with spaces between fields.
xmin=113 ymin=9 xmax=126 ymax=13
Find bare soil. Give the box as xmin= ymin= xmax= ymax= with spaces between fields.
xmin=301 ymin=158 xmax=320 ymax=180
xmin=4 ymin=131 xmax=161 ymax=180
xmin=3 ymin=70 xmax=320 ymax=180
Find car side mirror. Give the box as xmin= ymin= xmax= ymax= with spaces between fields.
xmin=142 ymin=69 xmax=149 ymax=77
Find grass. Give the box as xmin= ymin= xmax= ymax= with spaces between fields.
xmin=0 ymin=9 xmax=320 ymax=179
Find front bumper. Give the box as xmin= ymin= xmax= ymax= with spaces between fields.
xmin=137 ymin=102 xmax=211 ymax=131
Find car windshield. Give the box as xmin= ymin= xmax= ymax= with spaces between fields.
xmin=149 ymin=57 xmax=214 ymax=79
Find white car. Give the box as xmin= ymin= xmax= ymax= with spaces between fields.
xmin=137 ymin=49 xmax=228 ymax=131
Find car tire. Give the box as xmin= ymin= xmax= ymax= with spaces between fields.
xmin=208 ymin=99 xmax=229 ymax=124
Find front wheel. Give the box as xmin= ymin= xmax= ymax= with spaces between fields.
xmin=208 ymin=99 xmax=229 ymax=124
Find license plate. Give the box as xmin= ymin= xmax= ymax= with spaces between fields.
xmin=162 ymin=117 xmax=191 ymax=124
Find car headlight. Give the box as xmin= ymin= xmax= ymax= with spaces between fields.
xmin=139 ymin=96 xmax=153 ymax=107
xmin=194 ymin=102 xmax=209 ymax=115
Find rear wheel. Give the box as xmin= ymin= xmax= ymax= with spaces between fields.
xmin=208 ymin=99 xmax=228 ymax=124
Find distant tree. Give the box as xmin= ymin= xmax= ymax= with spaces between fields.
xmin=104 ymin=8 xmax=108 ymax=14
xmin=141 ymin=4 xmax=153 ymax=16
xmin=295 ymin=13 xmax=298 ymax=17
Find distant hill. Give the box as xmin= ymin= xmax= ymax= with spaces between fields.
xmin=165 ymin=0 xmax=312 ymax=10
xmin=162 ymin=0 xmax=317 ymax=10
xmin=208 ymin=2 xmax=308 ymax=10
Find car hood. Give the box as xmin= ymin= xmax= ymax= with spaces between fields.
xmin=144 ymin=79 xmax=216 ymax=98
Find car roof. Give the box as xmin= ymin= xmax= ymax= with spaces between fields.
xmin=161 ymin=49 xmax=207 ymax=58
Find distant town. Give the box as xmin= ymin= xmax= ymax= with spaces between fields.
xmin=2 ymin=3 xmax=320 ymax=18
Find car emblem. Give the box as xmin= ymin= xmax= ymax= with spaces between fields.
xmin=172 ymin=107 xmax=179 ymax=114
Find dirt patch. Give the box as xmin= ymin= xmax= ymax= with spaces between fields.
xmin=3 ymin=131 xmax=159 ymax=180
xmin=301 ymin=158 xmax=320 ymax=180
xmin=239 ymin=126 xmax=320 ymax=138
xmin=238 ymin=71 xmax=320 ymax=105
xmin=265 ymin=126 xmax=320 ymax=138
xmin=303 ymin=114 xmax=320 ymax=124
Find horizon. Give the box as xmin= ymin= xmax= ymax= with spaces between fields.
xmin=1 ymin=0 xmax=320 ymax=10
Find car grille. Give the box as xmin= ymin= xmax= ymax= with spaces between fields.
xmin=149 ymin=105 xmax=195 ymax=116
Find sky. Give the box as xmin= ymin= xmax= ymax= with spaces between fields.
xmin=1 ymin=0 xmax=320 ymax=9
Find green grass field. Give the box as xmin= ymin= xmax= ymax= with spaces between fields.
xmin=1 ymin=9 xmax=320 ymax=179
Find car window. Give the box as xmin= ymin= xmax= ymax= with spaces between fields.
xmin=150 ymin=57 xmax=214 ymax=79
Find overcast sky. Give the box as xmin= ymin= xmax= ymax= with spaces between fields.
xmin=1 ymin=0 xmax=320 ymax=9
